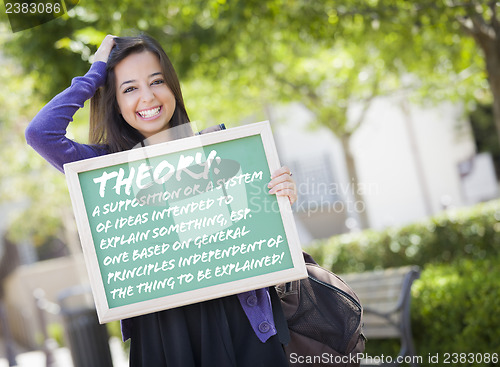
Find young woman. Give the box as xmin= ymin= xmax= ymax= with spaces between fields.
xmin=26 ymin=34 xmax=296 ymax=366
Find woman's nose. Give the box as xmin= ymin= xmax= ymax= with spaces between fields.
xmin=141 ymin=87 xmax=155 ymax=103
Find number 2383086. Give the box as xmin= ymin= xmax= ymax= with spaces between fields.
xmin=5 ymin=2 xmax=62 ymax=14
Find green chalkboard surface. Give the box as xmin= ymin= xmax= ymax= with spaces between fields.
xmin=65 ymin=121 xmax=306 ymax=323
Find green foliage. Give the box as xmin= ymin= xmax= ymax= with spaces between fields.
xmin=48 ymin=322 xmax=65 ymax=347
xmin=0 ymin=37 xmax=93 ymax=245
xmin=307 ymin=199 xmax=500 ymax=274
xmin=1 ymin=0 xmax=487 ymax=119
xmin=412 ymin=258 xmax=500 ymax=366
xmin=309 ymin=199 xmax=500 ymax=364
xmin=0 ymin=0 xmax=495 ymax=248
xmin=361 ymin=258 xmax=500 ymax=366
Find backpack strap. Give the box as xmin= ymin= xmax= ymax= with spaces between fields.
xmin=269 ymin=286 xmax=291 ymax=346
xmin=302 ymin=251 xmax=317 ymax=265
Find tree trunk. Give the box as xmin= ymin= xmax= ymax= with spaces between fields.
xmin=485 ymin=54 xmax=500 ymax=150
xmin=339 ymin=134 xmax=370 ymax=229
xmin=470 ymin=22 xmax=500 ymax=151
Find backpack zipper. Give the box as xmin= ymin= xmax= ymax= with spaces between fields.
xmin=309 ymin=275 xmax=362 ymax=311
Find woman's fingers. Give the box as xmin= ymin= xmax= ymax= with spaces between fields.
xmin=267 ymin=174 xmax=293 ymax=193
xmin=93 ymin=34 xmax=117 ymax=64
xmin=268 ymin=166 xmax=297 ymax=205
xmin=270 ymin=165 xmax=292 ymax=179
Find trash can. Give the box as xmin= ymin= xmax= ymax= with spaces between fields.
xmin=58 ymin=286 xmax=113 ymax=367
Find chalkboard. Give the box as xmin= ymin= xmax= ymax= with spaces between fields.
xmin=64 ymin=121 xmax=307 ymax=323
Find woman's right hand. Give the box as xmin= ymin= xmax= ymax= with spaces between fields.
xmin=93 ymin=34 xmax=116 ymax=64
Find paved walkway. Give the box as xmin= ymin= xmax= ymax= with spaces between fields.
xmin=0 ymin=337 xmax=129 ymax=367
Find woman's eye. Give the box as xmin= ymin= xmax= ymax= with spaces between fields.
xmin=152 ymin=79 xmax=165 ymax=85
xmin=124 ymin=87 xmax=136 ymax=93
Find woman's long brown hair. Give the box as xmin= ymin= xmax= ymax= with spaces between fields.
xmin=90 ymin=34 xmax=190 ymax=153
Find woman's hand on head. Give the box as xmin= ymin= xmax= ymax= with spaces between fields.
xmin=93 ymin=35 xmax=117 ymax=64
xmin=268 ymin=166 xmax=297 ymax=205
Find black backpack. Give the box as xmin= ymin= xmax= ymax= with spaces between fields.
xmin=275 ymin=253 xmax=366 ymax=366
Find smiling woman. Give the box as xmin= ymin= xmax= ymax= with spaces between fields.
xmin=114 ymin=52 xmax=177 ymax=138
xmin=88 ymin=35 xmax=192 ymax=154
xmin=25 ymin=33 xmax=298 ymax=367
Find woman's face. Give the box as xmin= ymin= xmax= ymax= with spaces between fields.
xmin=114 ymin=51 xmax=176 ymax=138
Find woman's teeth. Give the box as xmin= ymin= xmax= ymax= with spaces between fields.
xmin=138 ymin=107 xmax=161 ymax=118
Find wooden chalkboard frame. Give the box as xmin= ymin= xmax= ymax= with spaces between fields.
xmin=64 ymin=121 xmax=307 ymax=323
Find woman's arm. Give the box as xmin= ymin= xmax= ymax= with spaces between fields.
xmin=25 ymin=62 xmax=108 ymax=172
xmin=25 ymin=36 xmax=116 ymax=172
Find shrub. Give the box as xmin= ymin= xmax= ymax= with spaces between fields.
xmin=411 ymin=257 xmax=500 ymax=366
xmin=305 ymin=199 xmax=500 ymax=365
xmin=306 ymin=199 xmax=500 ymax=274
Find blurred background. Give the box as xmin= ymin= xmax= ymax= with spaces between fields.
xmin=1 ymin=1 xmax=499 ymax=366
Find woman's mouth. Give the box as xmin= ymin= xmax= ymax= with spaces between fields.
xmin=137 ymin=106 xmax=162 ymax=120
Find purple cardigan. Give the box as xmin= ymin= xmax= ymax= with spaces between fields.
xmin=25 ymin=61 xmax=277 ymax=343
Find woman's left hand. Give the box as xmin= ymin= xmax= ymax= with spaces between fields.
xmin=268 ymin=166 xmax=297 ymax=205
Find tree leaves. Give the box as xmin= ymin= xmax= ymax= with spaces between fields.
xmin=1 ymin=0 xmax=496 ymax=243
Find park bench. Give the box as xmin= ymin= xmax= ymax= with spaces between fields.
xmin=340 ymin=266 xmax=421 ymax=367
